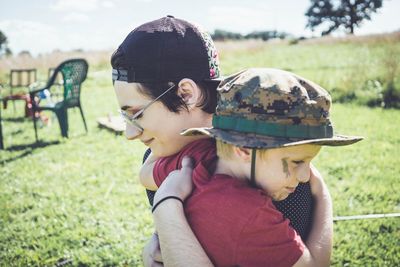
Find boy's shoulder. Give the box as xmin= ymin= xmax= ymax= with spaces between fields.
xmin=189 ymin=173 xmax=283 ymax=224
xmin=158 ymin=138 xmax=216 ymax=168
xmin=187 ymin=174 xmax=299 ymax=264
xmin=180 ymin=138 xmax=215 ymax=155
xmin=153 ymin=138 xmax=216 ymax=187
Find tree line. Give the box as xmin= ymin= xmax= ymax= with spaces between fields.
xmin=211 ymin=30 xmax=291 ymax=41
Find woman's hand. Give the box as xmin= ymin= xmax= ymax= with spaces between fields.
xmin=153 ymin=156 xmax=194 ymax=204
xmin=139 ymin=152 xmax=159 ymax=190
xmin=142 ymin=233 xmax=163 ymax=267
xmin=309 ymin=163 xmax=323 ymax=196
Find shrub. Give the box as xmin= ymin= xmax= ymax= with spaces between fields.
xmin=381 ymin=45 xmax=400 ymax=108
xmin=355 ymin=79 xmax=384 ymax=107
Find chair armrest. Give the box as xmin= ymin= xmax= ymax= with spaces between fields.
xmin=28 ymin=81 xmax=46 ymax=91
xmin=29 ymin=84 xmax=49 ymax=96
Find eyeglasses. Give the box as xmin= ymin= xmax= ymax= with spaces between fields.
xmin=119 ymin=83 xmax=176 ymax=132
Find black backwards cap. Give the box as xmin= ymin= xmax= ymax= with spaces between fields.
xmin=112 ymin=15 xmax=221 ymax=83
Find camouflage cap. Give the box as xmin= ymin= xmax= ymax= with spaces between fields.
xmin=182 ymin=68 xmax=363 ymax=148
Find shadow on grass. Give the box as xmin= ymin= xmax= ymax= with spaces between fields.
xmin=9 ymin=129 xmax=24 ymax=136
xmin=0 ymin=150 xmax=33 ymax=165
xmin=6 ymin=140 xmax=61 ymax=151
xmin=1 ymin=140 xmax=61 ymax=165
xmin=0 ymin=141 xmax=60 ymax=166
xmin=1 ymin=117 xmax=30 ymax=123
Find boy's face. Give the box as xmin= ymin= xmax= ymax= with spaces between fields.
xmin=255 ymin=144 xmax=321 ymax=201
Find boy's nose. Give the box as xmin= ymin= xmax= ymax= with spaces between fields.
xmin=296 ymin=163 xmax=311 ymax=183
xmin=125 ymin=124 xmax=142 ymax=140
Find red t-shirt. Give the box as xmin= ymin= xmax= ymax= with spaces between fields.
xmin=153 ymin=138 xmax=217 ymax=186
xmin=154 ymin=139 xmax=305 ymax=267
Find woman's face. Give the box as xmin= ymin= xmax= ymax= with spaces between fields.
xmin=113 ymin=81 xmax=198 ymax=157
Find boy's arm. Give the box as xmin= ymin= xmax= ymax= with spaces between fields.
xmin=139 ymin=152 xmax=159 ymax=190
xmin=293 ymin=165 xmax=333 ymax=267
xmin=151 ymin=157 xmax=214 ymax=267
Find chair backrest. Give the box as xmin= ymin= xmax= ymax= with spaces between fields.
xmin=47 ymin=59 xmax=88 ymax=107
xmin=10 ymin=69 xmax=37 ymax=88
xmin=48 ymin=68 xmax=63 ymax=86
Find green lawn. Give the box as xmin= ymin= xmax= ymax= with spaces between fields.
xmin=1 ymin=38 xmax=400 ymax=266
xmin=218 ymin=38 xmax=400 ymax=107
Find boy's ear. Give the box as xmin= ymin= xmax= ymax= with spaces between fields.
xmin=177 ymin=78 xmax=201 ymax=109
xmin=232 ymin=146 xmax=252 ymax=162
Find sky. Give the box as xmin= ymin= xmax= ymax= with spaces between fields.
xmin=0 ymin=0 xmax=399 ymax=56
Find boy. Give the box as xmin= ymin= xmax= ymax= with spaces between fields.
xmin=150 ymin=68 xmax=363 ymax=266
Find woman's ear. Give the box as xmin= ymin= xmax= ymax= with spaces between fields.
xmin=232 ymin=146 xmax=252 ymax=162
xmin=177 ymin=78 xmax=201 ymax=108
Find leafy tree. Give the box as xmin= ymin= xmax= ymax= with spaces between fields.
xmin=0 ymin=30 xmax=12 ymax=56
xmin=245 ymin=31 xmax=290 ymax=41
xmin=212 ymin=29 xmax=243 ymax=41
xmin=305 ymin=0 xmax=383 ymax=35
xmin=211 ymin=29 xmax=290 ymax=42
xmin=18 ymin=50 xmax=32 ymax=57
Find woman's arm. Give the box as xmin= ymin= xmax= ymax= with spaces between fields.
xmin=139 ymin=152 xmax=159 ymax=190
xmin=293 ymin=165 xmax=333 ymax=267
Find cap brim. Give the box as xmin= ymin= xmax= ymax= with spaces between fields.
xmin=203 ymin=76 xmax=224 ymax=85
xmin=181 ymin=127 xmax=364 ymax=149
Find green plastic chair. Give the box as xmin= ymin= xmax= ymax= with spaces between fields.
xmin=29 ymin=58 xmax=89 ymax=141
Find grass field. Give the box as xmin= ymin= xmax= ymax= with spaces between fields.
xmin=1 ymin=35 xmax=400 ymax=266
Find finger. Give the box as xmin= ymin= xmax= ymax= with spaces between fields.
xmin=151 ymin=262 xmax=164 ymax=267
xmin=310 ymin=164 xmax=322 ymax=179
xmin=152 ymin=246 xmax=163 ymax=262
xmin=181 ymin=156 xmax=194 ymax=169
xmin=150 ymin=233 xmax=163 ymax=262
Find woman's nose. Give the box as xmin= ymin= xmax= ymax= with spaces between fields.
xmin=125 ymin=124 xmax=142 ymax=140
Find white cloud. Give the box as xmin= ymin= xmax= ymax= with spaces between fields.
xmin=63 ymin=12 xmax=90 ymax=22
xmin=353 ymin=1 xmax=400 ymax=35
xmin=50 ymin=0 xmax=116 ymax=12
xmin=0 ymin=20 xmax=61 ymax=55
xmin=101 ymin=0 xmax=115 ymax=8
xmin=50 ymin=0 xmax=99 ymax=12
xmin=0 ymin=19 xmax=112 ymax=55
xmin=207 ymin=6 xmax=275 ymax=34
xmin=206 ymin=4 xmax=318 ymax=37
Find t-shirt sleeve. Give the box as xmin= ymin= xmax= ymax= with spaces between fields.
xmin=153 ymin=139 xmax=216 ymax=187
xmin=235 ymin=205 xmax=305 ymax=267
xmin=153 ymin=154 xmax=179 ymax=187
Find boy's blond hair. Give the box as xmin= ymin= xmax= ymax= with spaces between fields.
xmin=216 ymin=140 xmax=269 ymax=160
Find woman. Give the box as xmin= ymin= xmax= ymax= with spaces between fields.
xmin=111 ymin=16 xmax=330 ymax=266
